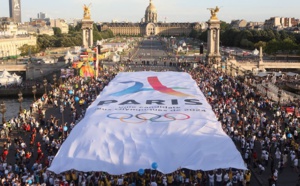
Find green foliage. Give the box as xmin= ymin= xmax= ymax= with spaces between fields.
xmin=281 ymin=38 xmax=298 ymax=54
xmin=37 ymin=22 xmax=113 ymax=50
xmin=220 ymin=21 xmax=230 ymax=31
xmin=53 ymin=27 xmax=62 ymax=36
xmin=254 ymin=41 xmax=267 ymax=50
xmin=264 ymin=39 xmax=280 ymax=55
xmin=240 ymin=39 xmax=254 ymax=49
xmin=18 ymin=44 xmax=40 ymax=56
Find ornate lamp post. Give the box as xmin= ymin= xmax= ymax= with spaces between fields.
xmin=53 ymin=74 xmax=57 ymax=88
xmin=1 ymin=50 xmax=3 ymax=63
xmin=68 ymin=58 xmax=71 ymax=66
xmin=265 ymin=83 xmax=268 ymax=98
xmin=0 ymin=101 xmax=6 ymax=124
xmin=15 ymin=44 xmax=18 ymax=64
xmin=236 ymin=66 xmax=239 ymax=76
xmin=60 ymin=96 xmax=65 ymax=136
xmin=43 ymin=78 xmax=47 ymax=94
xmin=225 ymin=58 xmax=228 ymax=73
xmin=278 ymin=89 xmax=282 ymax=104
xmin=32 ymin=85 xmax=37 ymax=101
xmin=18 ymin=91 xmax=23 ymax=114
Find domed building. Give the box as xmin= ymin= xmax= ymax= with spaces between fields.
xmin=145 ymin=0 xmax=157 ymax=23
xmin=100 ymin=0 xmax=203 ymax=36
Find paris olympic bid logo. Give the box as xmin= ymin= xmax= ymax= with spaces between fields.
xmin=107 ymin=113 xmax=190 ymax=124
xmin=109 ymin=76 xmax=193 ymax=97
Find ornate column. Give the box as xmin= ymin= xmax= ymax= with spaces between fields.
xmin=81 ymin=4 xmax=94 ymax=48
xmin=206 ymin=6 xmax=221 ymax=65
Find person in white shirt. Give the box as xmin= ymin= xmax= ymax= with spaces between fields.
xmin=223 ymin=171 xmax=229 ymax=184
xmin=117 ymin=176 xmax=123 ymax=186
xmin=215 ymin=170 xmax=222 ymax=186
xmin=208 ymin=171 xmax=215 ymax=186
xmin=150 ymin=181 xmax=158 ymax=186
xmin=258 ymin=164 xmax=265 ymax=175
xmin=294 ymin=156 xmax=299 ymax=172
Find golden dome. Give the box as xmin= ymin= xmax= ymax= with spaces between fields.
xmin=146 ymin=0 xmax=157 ymax=13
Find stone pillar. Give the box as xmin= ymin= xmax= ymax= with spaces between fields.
xmin=258 ymin=46 xmax=264 ymax=70
xmin=82 ymin=29 xmax=86 ymax=47
xmin=206 ymin=19 xmax=221 ymax=65
xmin=82 ymin=21 xmax=93 ymax=48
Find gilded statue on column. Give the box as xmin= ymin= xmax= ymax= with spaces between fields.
xmin=207 ymin=6 xmax=220 ymax=20
xmin=83 ymin=4 xmax=91 ymax=19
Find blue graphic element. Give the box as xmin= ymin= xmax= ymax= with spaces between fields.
xmin=110 ymin=81 xmax=189 ymax=97
xmin=110 ymin=81 xmax=144 ymax=96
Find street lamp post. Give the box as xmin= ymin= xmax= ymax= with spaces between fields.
xmin=43 ymin=78 xmax=47 ymax=94
xmin=7 ymin=50 xmax=9 ymax=62
xmin=68 ymin=58 xmax=71 ymax=67
xmin=18 ymin=91 xmax=23 ymax=114
xmin=0 ymin=101 xmax=6 ymax=124
xmin=15 ymin=44 xmax=18 ymax=64
xmin=278 ymin=89 xmax=282 ymax=105
xmin=32 ymin=85 xmax=36 ymax=101
xmin=225 ymin=58 xmax=228 ymax=73
xmin=230 ymin=63 xmax=233 ymax=76
xmin=236 ymin=66 xmax=239 ymax=76
xmin=53 ymin=74 xmax=57 ymax=88
xmin=60 ymin=97 xmax=65 ymax=138
xmin=1 ymin=50 xmax=3 ymax=64
xmin=265 ymin=83 xmax=268 ymax=98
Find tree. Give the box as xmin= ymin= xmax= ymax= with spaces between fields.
xmin=265 ymin=39 xmax=280 ymax=60
xmin=240 ymin=39 xmax=254 ymax=49
xmin=189 ymin=29 xmax=199 ymax=38
xmin=53 ymin=27 xmax=62 ymax=36
xmin=281 ymin=38 xmax=298 ymax=61
xmin=220 ymin=21 xmax=230 ymax=31
xmin=18 ymin=44 xmax=39 ymax=56
xmin=254 ymin=41 xmax=267 ymax=50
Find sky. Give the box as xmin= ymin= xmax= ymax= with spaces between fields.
xmin=0 ymin=0 xmax=299 ymax=23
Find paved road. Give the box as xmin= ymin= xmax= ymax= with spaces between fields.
xmin=132 ymin=38 xmax=168 ymax=61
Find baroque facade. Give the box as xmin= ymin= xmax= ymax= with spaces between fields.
xmin=100 ymin=0 xmax=202 ymax=36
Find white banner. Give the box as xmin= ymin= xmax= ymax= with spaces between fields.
xmin=49 ymin=72 xmax=246 ymax=174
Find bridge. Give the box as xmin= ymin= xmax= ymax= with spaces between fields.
xmin=232 ymin=60 xmax=300 ymax=71
xmin=1 ymin=62 xmax=67 ymax=80
xmin=1 ymin=64 xmax=27 ymax=71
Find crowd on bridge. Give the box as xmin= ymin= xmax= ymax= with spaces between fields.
xmin=0 ymin=62 xmax=299 ymax=186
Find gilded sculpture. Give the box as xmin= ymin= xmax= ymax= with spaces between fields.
xmin=83 ymin=4 xmax=91 ymax=19
xmin=207 ymin=6 xmax=220 ymax=20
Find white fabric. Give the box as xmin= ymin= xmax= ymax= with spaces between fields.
xmin=48 ymin=71 xmax=246 ymax=174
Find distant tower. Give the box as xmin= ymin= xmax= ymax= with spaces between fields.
xmin=9 ymin=0 xmax=22 ymax=23
xmin=206 ymin=6 xmax=221 ymax=64
xmin=145 ymin=0 xmax=157 ymax=23
xmin=81 ymin=4 xmax=94 ymax=48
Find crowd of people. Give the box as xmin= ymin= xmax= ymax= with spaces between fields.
xmin=0 ymin=62 xmax=299 ymax=186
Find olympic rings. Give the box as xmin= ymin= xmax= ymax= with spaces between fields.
xmin=107 ymin=113 xmax=133 ymax=119
xmin=106 ymin=113 xmax=190 ymax=123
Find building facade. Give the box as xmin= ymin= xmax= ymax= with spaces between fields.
xmin=9 ymin=0 xmax=22 ymax=23
xmin=0 ymin=35 xmax=36 ymax=58
xmin=50 ymin=19 xmax=69 ymax=34
xmin=100 ymin=0 xmax=202 ymax=36
xmin=264 ymin=17 xmax=299 ymax=29
xmin=230 ymin=19 xmax=247 ymax=29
